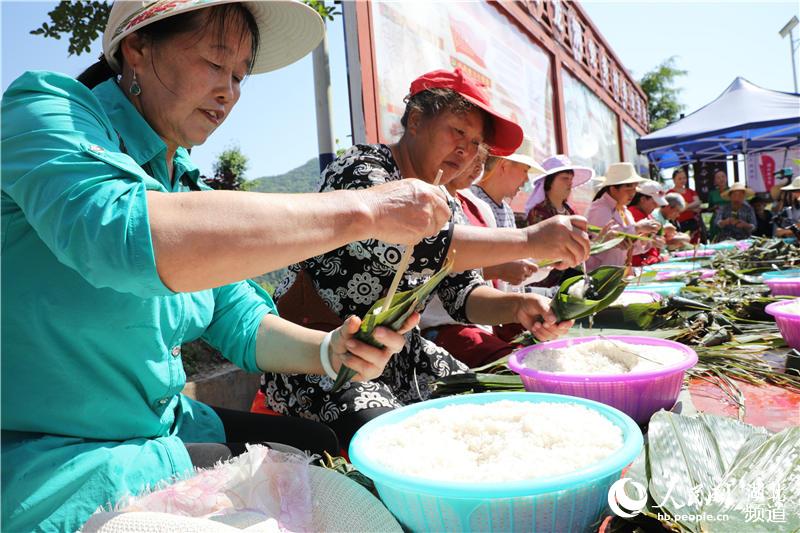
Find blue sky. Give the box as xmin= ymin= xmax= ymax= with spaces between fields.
xmin=2 ymin=0 xmax=798 ymax=180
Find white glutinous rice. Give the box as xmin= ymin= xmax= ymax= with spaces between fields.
xmin=567 ymin=280 xmax=587 ymax=298
xmin=781 ymin=301 xmax=800 ymax=315
xmin=363 ymin=401 xmax=623 ymax=483
xmin=523 ymin=338 xmax=685 ymax=374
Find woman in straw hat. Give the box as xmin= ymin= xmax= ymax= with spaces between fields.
xmin=774 ymin=176 xmax=800 ymax=238
xmin=263 ymin=68 xmax=590 ymax=448
xmin=714 ymin=182 xmax=756 ymax=241
xmin=585 ymin=163 xmax=661 ymax=271
xmin=0 ymin=2 xmax=458 ymax=530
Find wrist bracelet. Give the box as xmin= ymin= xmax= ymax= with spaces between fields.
xmin=319 ymin=331 xmax=337 ymax=379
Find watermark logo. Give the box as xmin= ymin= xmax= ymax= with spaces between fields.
xmin=608 ymin=478 xmax=648 ymax=518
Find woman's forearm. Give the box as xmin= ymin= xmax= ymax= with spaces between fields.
xmin=147 ymin=190 xmax=373 ymax=292
xmin=464 ymin=285 xmax=520 ymax=325
xmin=450 ymin=225 xmax=530 ymax=271
xmin=450 ymin=216 xmax=590 ymax=272
xmin=255 ymin=313 xmax=326 ymax=375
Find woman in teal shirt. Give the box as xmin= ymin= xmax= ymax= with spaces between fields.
xmin=1 ymin=2 xmax=451 ymax=531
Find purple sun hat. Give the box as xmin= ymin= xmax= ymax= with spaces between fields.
xmin=524 ymin=154 xmax=595 ymax=215
xmin=538 ymin=154 xmax=595 ymax=186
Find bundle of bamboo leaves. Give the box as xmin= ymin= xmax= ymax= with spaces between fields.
xmin=331 ymin=258 xmax=454 ymax=392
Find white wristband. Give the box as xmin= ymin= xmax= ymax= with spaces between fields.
xmin=319 ymin=331 xmax=337 ymax=379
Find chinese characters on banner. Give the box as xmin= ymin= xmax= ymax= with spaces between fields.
xmin=746 ymin=148 xmax=800 ymax=193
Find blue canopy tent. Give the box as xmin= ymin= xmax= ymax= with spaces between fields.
xmin=637 ymin=77 xmax=800 ymax=169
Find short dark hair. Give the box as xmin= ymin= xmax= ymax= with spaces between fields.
xmin=400 ymin=88 xmax=495 ymax=144
xmin=78 ymin=4 xmax=260 ymax=89
xmin=630 ymin=192 xmax=649 ymax=206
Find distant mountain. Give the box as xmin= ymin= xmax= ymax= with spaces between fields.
xmin=243 ymin=157 xmax=324 ymax=292
xmin=243 ymin=157 xmax=321 ymax=194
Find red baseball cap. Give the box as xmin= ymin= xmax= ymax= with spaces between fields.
xmin=408 ymin=68 xmax=524 ymax=156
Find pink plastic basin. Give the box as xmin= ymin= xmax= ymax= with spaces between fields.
xmin=672 ymin=249 xmax=715 ymax=258
xmin=655 ymin=269 xmax=716 ymax=281
xmin=765 ymin=299 xmax=800 ymax=350
xmin=765 ymin=278 xmax=800 ymax=297
xmin=508 ymin=336 xmax=698 ymax=424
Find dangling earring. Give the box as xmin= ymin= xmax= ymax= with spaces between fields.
xmin=129 ymin=69 xmax=141 ymax=96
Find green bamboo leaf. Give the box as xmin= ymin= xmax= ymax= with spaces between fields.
xmin=331 ymin=258 xmax=454 ymax=392
xmin=701 ymin=427 xmax=800 ymax=532
xmin=646 ymin=411 xmax=772 ymax=532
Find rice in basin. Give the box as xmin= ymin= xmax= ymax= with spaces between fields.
xmin=522 ymin=338 xmax=685 ymax=374
xmin=361 ymin=400 xmax=623 ymax=483
xmin=780 ymin=300 xmax=800 ymax=315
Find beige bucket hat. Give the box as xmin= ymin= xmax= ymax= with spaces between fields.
xmin=103 ymin=0 xmax=325 ymax=75
xmin=596 ymin=162 xmax=648 ymax=187
xmin=721 ymin=181 xmax=755 ymax=200
xmin=781 ymin=176 xmax=800 ymax=192
xmin=503 ymin=152 xmax=546 ymax=181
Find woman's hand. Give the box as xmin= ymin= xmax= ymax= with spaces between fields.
xmin=526 ymin=215 xmax=591 ymax=269
xmin=635 ymin=219 xmax=661 ymax=235
xmin=513 ymin=293 xmax=574 ymax=342
xmin=484 ymin=260 xmax=538 ymax=285
xmin=361 ymin=179 xmax=451 ymax=245
xmin=328 ymin=312 xmax=419 ymax=381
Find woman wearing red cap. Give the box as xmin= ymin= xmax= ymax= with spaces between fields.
xmin=263 ymin=69 xmax=591 ymax=447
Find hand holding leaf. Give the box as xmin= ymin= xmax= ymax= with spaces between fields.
xmin=330 ymin=258 xmax=454 ymax=392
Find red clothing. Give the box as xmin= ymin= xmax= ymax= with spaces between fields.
xmin=423 ymin=191 xmax=517 ymax=368
xmin=629 ymin=205 xmax=661 ymax=266
xmin=669 ymin=187 xmax=699 ymax=223
xmin=456 ymin=192 xmax=488 ymax=227
xmin=431 ymin=324 xmax=517 ymax=368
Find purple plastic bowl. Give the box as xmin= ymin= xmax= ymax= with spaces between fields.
xmin=765 ymin=299 xmax=800 ymax=349
xmin=508 ymin=336 xmax=698 ymax=424
xmin=765 ymin=278 xmax=800 ymax=297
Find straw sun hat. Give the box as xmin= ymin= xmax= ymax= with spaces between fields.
xmin=721 ymin=182 xmax=755 ymax=200
xmin=781 ymin=176 xmax=800 ymax=192
xmin=103 ymin=0 xmax=325 ymax=75
xmin=596 ymin=163 xmax=647 ymax=187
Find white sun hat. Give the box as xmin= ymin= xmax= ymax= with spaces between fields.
xmin=103 ymin=0 xmax=325 ymax=75
xmin=503 ymin=152 xmax=546 ymax=180
xmin=597 ymin=162 xmax=648 ymax=187
xmin=637 ymin=180 xmax=668 ymax=206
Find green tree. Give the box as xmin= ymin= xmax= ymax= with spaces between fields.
xmin=203 ymin=146 xmax=248 ymax=190
xmin=639 ymin=57 xmax=688 ymax=132
xmin=31 ymin=1 xmax=339 ymax=55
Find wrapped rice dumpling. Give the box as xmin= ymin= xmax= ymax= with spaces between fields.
xmin=550 ymin=265 xmax=628 ymax=321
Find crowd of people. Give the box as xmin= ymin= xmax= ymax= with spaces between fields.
xmin=1 ymin=1 xmax=794 ymax=531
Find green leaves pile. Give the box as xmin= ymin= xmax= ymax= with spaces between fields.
xmin=331 ymin=258 xmax=454 ymax=392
